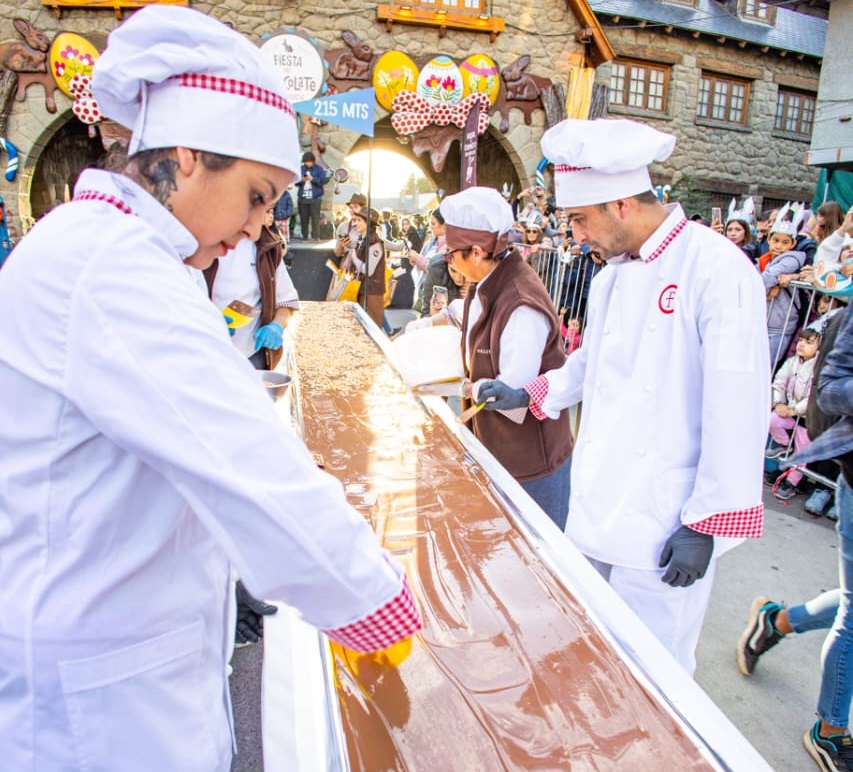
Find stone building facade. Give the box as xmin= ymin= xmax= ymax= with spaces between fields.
xmin=0 ymin=0 xmax=612 ymax=240
xmin=590 ymin=0 xmax=826 ymax=214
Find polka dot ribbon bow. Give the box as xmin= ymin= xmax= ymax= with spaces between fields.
xmin=69 ymin=74 xmax=103 ymax=125
xmin=390 ymin=91 xmax=491 ymax=136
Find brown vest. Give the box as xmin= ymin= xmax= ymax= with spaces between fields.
xmin=462 ymin=250 xmax=572 ymax=482
xmin=203 ymin=226 xmax=284 ymax=369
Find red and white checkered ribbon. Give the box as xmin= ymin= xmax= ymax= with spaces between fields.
xmin=322 ymin=571 xmax=422 ymax=653
xmin=687 ymin=503 xmax=764 ymax=539
xmin=524 ymin=374 xmax=550 ymax=421
xmin=72 ymin=190 xmax=134 ymax=216
xmin=645 ymin=218 xmax=688 ymax=264
xmin=171 ymin=74 xmax=295 ymax=118
xmin=554 ymin=164 xmax=592 ymax=173
xmin=390 ymin=90 xmax=491 ymax=136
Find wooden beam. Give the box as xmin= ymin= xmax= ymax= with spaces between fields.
xmin=716 ymin=35 xmax=726 ymax=44
xmin=664 ymin=25 xmax=673 ymax=33
xmin=42 ymin=0 xmax=186 ymax=14
xmin=376 ymin=4 xmax=505 ymax=38
xmin=692 ymin=30 xmax=701 ymax=38
xmin=738 ymin=40 xmax=747 ymax=48
xmin=638 ymin=19 xmax=647 ymax=27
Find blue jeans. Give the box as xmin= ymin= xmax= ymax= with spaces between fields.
xmin=786 ymin=476 xmax=853 ymax=727
xmin=520 ymin=453 xmax=572 ymax=531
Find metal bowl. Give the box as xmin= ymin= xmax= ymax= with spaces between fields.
xmin=259 ymin=370 xmax=292 ymax=401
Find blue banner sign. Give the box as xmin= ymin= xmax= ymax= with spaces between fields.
xmin=293 ymin=88 xmax=375 ymax=137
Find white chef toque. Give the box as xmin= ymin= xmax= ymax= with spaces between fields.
xmin=92 ymin=5 xmax=300 ymax=177
xmin=440 ymin=187 xmax=515 ymax=255
xmin=541 ymin=118 xmax=676 ymax=208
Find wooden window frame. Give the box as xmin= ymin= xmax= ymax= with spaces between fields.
xmin=377 ymin=1 xmax=504 ymax=39
xmin=738 ymin=0 xmax=776 ymax=24
xmin=774 ymin=88 xmax=816 ymax=138
xmin=608 ymin=58 xmax=670 ymax=114
xmin=696 ymin=72 xmax=751 ymax=127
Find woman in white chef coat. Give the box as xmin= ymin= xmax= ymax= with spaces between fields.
xmin=0 ymin=8 xmax=420 ymax=772
xmin=207 ymin=208 xmax=300 ymax=371
xmin=478 ymin=119 xmax=769 ymax=674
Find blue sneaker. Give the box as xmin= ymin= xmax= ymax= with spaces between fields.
xmin=737 ymin=596 xmax=785 ymax=675
xmin=805 ymin=488 xmax=833 ymax=517
xmin=804 ymin=720 xmax=853 ymax=771
xmin=826 ymin=504 xmax=839 ymax=522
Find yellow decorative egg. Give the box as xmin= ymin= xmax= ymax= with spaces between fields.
xmin=373 ymin=51 xmax=419 ymax=112
xmin=460 ymin=54 xmax=500 ymax=105
xmin=416 ymin=56 xmax=463 ymax=106
xmin=50 ymin=33 xmax=100 ymax=98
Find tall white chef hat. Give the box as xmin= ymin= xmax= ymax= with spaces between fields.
xmin=440 ymin=187 xmax=515 ymax=255
xmin=92 ymin=5 xmax=300 ymax=177
xmin=541 ymin=118 xmax=676 ymax=208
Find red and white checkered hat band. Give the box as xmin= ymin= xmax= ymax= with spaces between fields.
xmin=554 ymin=165 xmax=653 ymax=208
xmin=171 ymin=74 xmax=295 ymax=118
xmin=127 ymin=73 xmax=301 ymax=175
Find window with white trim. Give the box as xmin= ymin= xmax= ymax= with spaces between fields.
xmin=608 ymin=59 xmax=670 ymax=113
xmin=774 ymin=88 xmax=816 ymax=138
xmin=697 ymin=72 xmax=750 ymax=126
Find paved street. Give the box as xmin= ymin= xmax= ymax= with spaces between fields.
xmin=697 ymin=486 xmax=840 ymax=772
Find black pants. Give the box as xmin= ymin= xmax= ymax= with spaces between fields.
xmin=298 ymin=199 xmax=321 ymax=240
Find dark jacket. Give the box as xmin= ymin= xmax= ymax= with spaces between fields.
xmin=296 ymin=164 xmax=326 ymax=201
xmin=273 ymin=190 xmax=294 ymax=221
xmin=462 ymin=250 xmax=572 ymax=482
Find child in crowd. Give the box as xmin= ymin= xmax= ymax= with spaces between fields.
xmin=765 ymin=328 xmax=820 ymax=500
xmin=759 ymin=203 xmax=809 ymax=369
xmin=560 ymin=316 xmax=583 ymax=355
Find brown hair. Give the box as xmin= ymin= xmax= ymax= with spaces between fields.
xmin=815 ymin=201 xmax=844 ymax=243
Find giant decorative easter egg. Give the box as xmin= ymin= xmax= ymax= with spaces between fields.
xmin=373 ymin=51 xmax=419 ymax=112
xmin=50 ymin=33 xmax=100 ymax=98
xmin=459 ymin=54 xmax=500 ymax=105
xmin=416 ymin=56 xmax=463 ymax=106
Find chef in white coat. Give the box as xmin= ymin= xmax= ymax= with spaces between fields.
xmin=478 ymin=118 xmax=769 ymax=673
xmin=0 ymin=8 xmax=420 ymax=771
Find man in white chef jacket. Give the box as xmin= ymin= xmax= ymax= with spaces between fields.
xmin=0 ymin=8 xmax=420 ymax=772
xmin=479 ymin=118 xmax=769 ymax=673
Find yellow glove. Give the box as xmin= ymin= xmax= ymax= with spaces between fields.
xmin=328 ymin=636 xmax=413 ymax=680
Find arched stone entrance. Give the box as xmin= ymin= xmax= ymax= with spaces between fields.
xmin=345 ymin=116 xmax=522 ymax=198
xmin=20 ymin=111 xmax=103 ymax=228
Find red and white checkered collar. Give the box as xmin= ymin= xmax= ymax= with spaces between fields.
xmin=72 ymin=190 xmax=134 ymax=216
xmin=640 ymin=204 xmax=688 ymax=264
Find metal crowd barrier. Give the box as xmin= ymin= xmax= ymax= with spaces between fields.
xmin=766 ymin=279 xmax=847 ymax=492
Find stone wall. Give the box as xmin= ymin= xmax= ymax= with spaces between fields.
xmin=0 ymin=1 xmax=589 ymax=237
xmin=598 ymin=25 xmax=822 ymax=209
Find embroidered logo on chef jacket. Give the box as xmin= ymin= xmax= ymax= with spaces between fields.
xmin=658 ymin=284 xmax=677 ymax=314
xmin=476 ymin=348 xmax=491 ymax=355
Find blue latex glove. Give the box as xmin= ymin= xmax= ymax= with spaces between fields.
xmin=254 ymin=322 xmax=284 ymax=351
xmin=476 ymin=380 xmax=530 ymax=411
xmin=223 ymin=315 xmax=236 ymax=337
xmin=658 ymin=525 xmax=714 ymax=587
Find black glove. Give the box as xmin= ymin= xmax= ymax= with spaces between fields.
xmin=658 ymin=525 xmax=714 ymax=588
xmin=476 ymin=380 xmax=531 ymax=411
xmin=235 ymin=580 xmax=277 ymax=644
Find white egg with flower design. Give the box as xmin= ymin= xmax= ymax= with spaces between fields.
xmin=416 ymin=56 xmax=463 ymax=105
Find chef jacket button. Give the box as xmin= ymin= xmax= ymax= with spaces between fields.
xmin=648 ymin=323 xmax=657 ymax=332
xmin=626 ymin=508 xmax=634 ymax=517
xmin=603 ymin=328 xmax=610 ymax=335
xmin=644 ymin=383 xmax=652 ymax=393
xmin=637 ymin=446 xmax=647 ymax=456
xmin=595 ymin=381 xmax=602 ymax=390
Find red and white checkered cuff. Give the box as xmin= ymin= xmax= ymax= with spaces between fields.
xmin=687 ymin=503 xmax=764 ymax=539
xmin=322 ymin=573 xmax=422 ymax=653
xmin=525 ymin=375 xmax=550 ymax=421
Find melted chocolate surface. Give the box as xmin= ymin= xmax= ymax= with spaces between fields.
xmin=290 ymin=303 xmax=714 ymax=771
